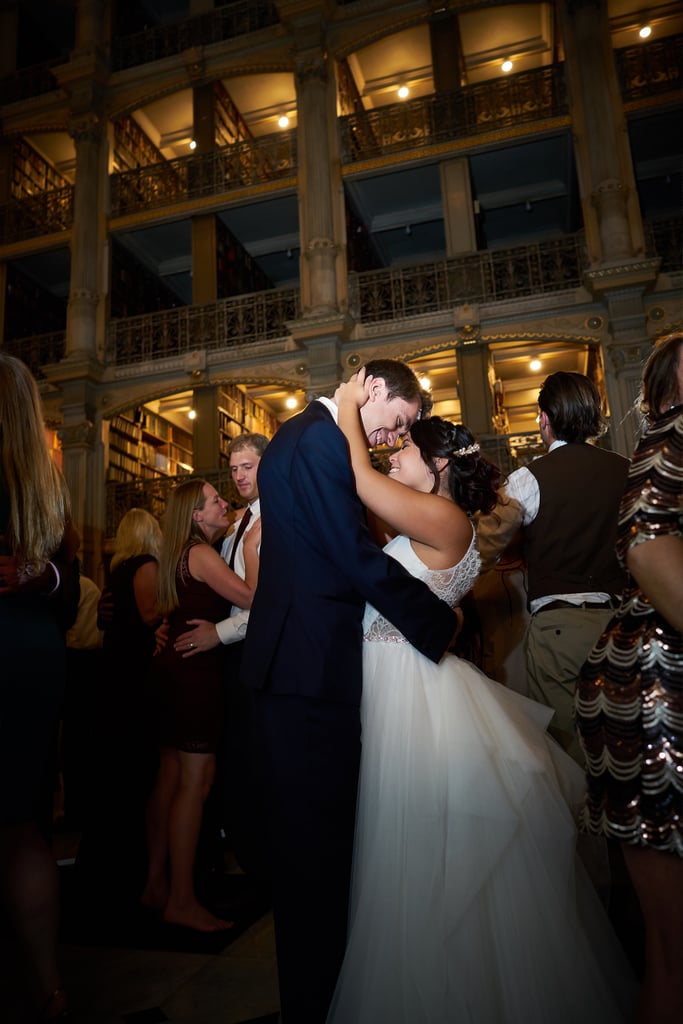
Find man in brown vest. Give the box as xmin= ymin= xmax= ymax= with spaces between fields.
xmin=477 ymin=371 xmax=629 ymax=765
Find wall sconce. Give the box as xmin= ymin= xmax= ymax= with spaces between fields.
xmin=188 ymin=408 xmax=197 ymax=420
xmin=501 ymin=59 xmax=513 ymax=73
xmin=397 ymin=85 xmax=409 ymax=99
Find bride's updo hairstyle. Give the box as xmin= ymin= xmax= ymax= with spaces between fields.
xmin=408 ymin=417 xmax=502 ymax=516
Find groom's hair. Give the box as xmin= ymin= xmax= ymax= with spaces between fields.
xmin=365 ymin=359 xmax=433 ymax=418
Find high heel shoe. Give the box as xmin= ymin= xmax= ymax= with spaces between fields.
xmin=39 ymin=988 xmax=68 ymax=1021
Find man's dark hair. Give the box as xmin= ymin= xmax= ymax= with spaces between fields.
xmin=537 ymin=371 xmax=607 ymax=443
xmin=364 ymin=359 xmax=433 ymax=418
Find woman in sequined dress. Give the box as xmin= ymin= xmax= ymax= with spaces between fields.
xmin=576 ymin=330 xmax=683 ymax=1024
xmin=325 ymin=370 xmax=636 ymax=1024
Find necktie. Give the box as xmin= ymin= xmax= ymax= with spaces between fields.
xmin=228 ymin=507 xmax=252 ymax=571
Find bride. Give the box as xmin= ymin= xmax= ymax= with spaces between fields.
xmin=326 ymin=369 xmax=637 ymax=1024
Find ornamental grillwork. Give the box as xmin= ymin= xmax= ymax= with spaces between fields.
xmin=349 ymin=236 xmax=586 ymax=323
xmin=110 ymin=131 xmax=297 ymax=217
xmin=111 ymin=0 xmax=280 ymax=72
xmin=0 ymin=186 xmax=73 ymax=244
xmin=3 ymin=331 xmax=66 ymax=379
xmin=340 ymin=65 xmax=567 ymax=163
xmin=108 ymin=287 xmax=300 ymax=365
xmin=617 ymin=33 xmax=682 ymax=102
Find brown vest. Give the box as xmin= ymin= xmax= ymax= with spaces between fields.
xmin=525 ymin=443 xmax=629 ymax=605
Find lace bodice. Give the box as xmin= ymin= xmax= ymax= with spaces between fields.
xmin=363 ymin=531 xmax=480 ymax=644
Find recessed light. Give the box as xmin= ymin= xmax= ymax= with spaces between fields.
xmin=278 ymin=115 xmax=289 ymax=128
xmin=530 ymin=359 xmax=542 ymax=372
xmin=397 ymin=85 xmax=409 ymax=99
xmin=285 ymin=396 xmax=298 ymax=410
xmin=189 ymin=139 xmax=197 ymax=150
xmin=188 ymin=408 xmax=197 ymax=420
xmin=420 ymin=376 xmax=431 ymax=390
xmin=501 ymin=60 xmax=513 ymax=73
xmin=639 ymin=25 xmax=652 ymax=39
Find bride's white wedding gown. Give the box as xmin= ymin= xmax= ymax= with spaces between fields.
xmin=326 ymin=533 xmax=637 ymax=1024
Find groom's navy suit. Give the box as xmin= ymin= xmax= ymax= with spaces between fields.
xmin=241 ymin=399 xmax=457 ymax=1023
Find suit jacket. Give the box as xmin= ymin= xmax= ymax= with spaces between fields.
xmin=241 ymin=400 xmax=457 ymax=706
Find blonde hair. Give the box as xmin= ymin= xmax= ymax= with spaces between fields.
xmin=0 ymin=352 xmax=70 ymax=566
xmin=157 ymin=478 xmax=210 ymax=615
xmin=110 ymin=507 xmax=162 ymax=571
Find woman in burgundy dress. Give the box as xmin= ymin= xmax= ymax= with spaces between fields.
xmin=142 ymin=478 xmax=260 ymax=932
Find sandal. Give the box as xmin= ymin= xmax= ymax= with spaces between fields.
xmin=39 ymin=989 xmax=69 ymax=1021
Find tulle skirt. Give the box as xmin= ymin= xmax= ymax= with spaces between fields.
xmin=326 ymin=644 xmax=637 ymax=1024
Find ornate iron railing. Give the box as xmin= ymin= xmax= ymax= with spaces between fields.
xmin=340 ymin=65 xmax=568 ymax=163
xmin=110 ymin=131 xmax=297 ymax=216
xmin=349 ymin=235 xmax=586 ymax=323
xmin=3 ymin=330 xmax=66 ymax=379
xmin=617 ymin=32 xmax=682 ymax=102
xmin=644 ymin=215 xmax=683 ymax=274
xmin=111 ymin=0 xmax=280 ymax=72
xmin=107 ymin=286 xmax=300 ymax=365
xmin=0 ymin=186 xmax=73 ymax=244
xmin=0 ymin=60 xmax=60 ymax=105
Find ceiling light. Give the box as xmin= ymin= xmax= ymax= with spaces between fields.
xmin=397 ymin=85 xmax=409 ymax=99
xmin=278 ymin=115 xmax=289 ymax=128
xmin=639 ymin=25 xmax=652 ymax=39
xmin=285 ymin=396 xmax=298 ymax=410
xmin=188 ymin=408 xmax=197 ymax=420
xmin=189 ymin=139 xmax=197 ymax=150
xmin=405 ymin=224 xmax=412 ymax=236
xmin=420 ymin=376 xmax=431 ymax=390
xmin=501 ymin=60 xmax=513 ymax=73
xmin=530 ymin=359 xmax=542 ymax=372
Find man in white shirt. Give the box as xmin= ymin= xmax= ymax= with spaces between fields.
xmin=477 ymin=372 xmax=629 ymax=765
xmin=174 ymin=432 xmax=268 ymax=875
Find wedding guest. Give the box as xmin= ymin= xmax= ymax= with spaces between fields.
xmin=576 ymin=330 xmax=683 ymax=1024
xmin=240 ymin=360 xmax=458 ymax=1022
xmin=142 ymin=479 xmax=260 ymax=932
xmin=326 ymin=369 xmax=636 ymax=1024
xmin=0 ymin=352 xmax=79 ymax=1022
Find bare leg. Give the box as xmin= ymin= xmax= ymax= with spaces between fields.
xmin=141 ymin=746 xmax=178 ymax=912
xmin=163 ymin=751 xmax=232 ymax=932
xmin=0 ymin=822 xmax=65 ymax=1018
xmin=622 ymin=843 xmax=683 ymax=1024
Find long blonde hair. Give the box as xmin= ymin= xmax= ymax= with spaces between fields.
xmin=0 ymin=352 xmax=70 ymax=565
xmin=157 ymin=478 xmax=210 ymax=615
xmin=111 ymin=507 xmax=162 ymax=571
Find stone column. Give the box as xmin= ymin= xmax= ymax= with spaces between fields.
xmin=66 ymin=115 xmax=108 ymax=359
xmin=441 ymin=158 xmax=477 ymax=255
xmin=455 ymin=318 xmax=495 ymax=436
xmin=560 ymin=0 xmax=644 ymax=265
xmin=429 ymin=10 xmax=465 ymax=93
xmin=296 ymin=49 xmax=347 ymax=316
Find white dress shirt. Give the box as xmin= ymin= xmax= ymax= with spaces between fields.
xmin=216 ymin=498 xmax=261 ymax=645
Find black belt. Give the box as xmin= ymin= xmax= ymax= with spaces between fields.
xmin=534 ymin=599 xmax=615 ymax=615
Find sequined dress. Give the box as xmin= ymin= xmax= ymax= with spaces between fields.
xmin=327 ymin=533 xmax=635 ymax=1024
xmin=576 ymin=406 xmax=683 ymax=855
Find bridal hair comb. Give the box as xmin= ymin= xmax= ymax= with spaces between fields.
xmin=452 ymin=442 xmax=480 ymax=457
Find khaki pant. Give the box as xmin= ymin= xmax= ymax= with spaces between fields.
xmin=524 ymin=605 xmax=613 ymax=767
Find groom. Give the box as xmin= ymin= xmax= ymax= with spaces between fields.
xmin=241 ymin=359 xmax=458 ymax=1023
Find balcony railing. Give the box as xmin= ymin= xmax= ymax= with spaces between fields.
xmin=617 ymin=33 xmax=682 ymax=102
xmin=112 ymin=0 xmax=280 ymax=72
xmin=0 ymin=60 xmax=60 ymax=105
xmin=4 ymin=330 xmax=66 ymax=379
xmin=110 ymin=131 xmax=297 ymax=217
xmin=107 ymin=286 xmax=300 ymax=365
xmin=0 ymin=186 xmax=74 ymax=244
xmin=349 ymin=235 xmax=586 ymax=323
xmin=340 ymin=65 xmax=568 ymax=163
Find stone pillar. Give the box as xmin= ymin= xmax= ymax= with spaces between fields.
xmin=429 ymin=10 xmax=465 ymax=92
xmin=192 ymin=385 xmax=220 ymax=474
xmin=455 ymin=318 xmax=495 ymax=436
xmin=560 ymin=0 xmax=644 ymax=265
xmin=295 ymin=48 xmax=347 ymax=316
xmin=599 ymin=288 xmax=655 ymax=457
xmin=441 ymin=158 xmax=477 ymax=255
xmin=66 ymin=116 xmax=108 ymax=359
